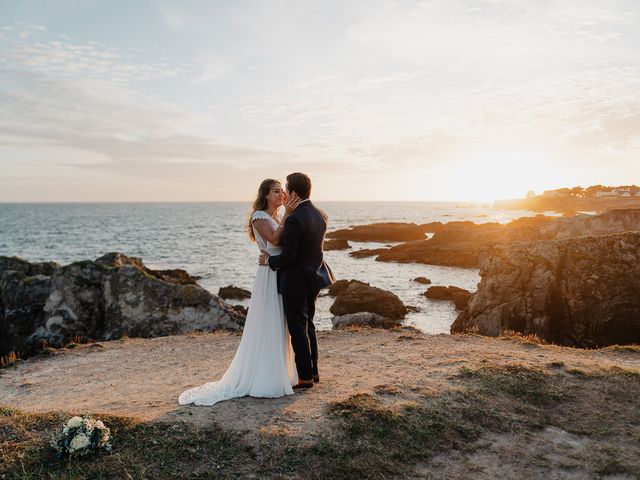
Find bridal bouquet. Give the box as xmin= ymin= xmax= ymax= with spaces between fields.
xmin=50 ymin=415 xmax=112 ymax=458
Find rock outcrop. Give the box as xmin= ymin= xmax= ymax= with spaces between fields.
xmin=349 ymin=248 xmax=388 ymax=259
xmin=329 ymin=280 xmax=407 ymax=321
xmin=424 ymin=286 xmax=473 ymax=310
xmin=538 ymin=209 xmax=640 ymax=240
xmin=327 ymin=222 xmax=434 ymax=242
xmin=218 ymin=285 xmax=251 ymax=300
xmin=0 ymin=253 xmax=245 ymax=357
xmin=331 ymin=312 xmax=401 ymax=330
xmin=327 ymin=279 xmax=368 ymax=297
xmin=323 ymin=239 xmax=350 ymax=251
xmin=0 ymin=257 xmax=60 ymax=360
xmin=376 ymin=216 xmax=555 ymax=268
xmin=362 ymin=210 xmax=640 ymax=269
xmin=451 ymin=232 xmax=640 ymax=347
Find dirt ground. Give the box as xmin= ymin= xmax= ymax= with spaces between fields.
xmin=2 ymin=329 xmax=640 ymax=478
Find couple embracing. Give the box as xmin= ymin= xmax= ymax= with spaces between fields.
xmin=178 ymin=172 xmax=335 ymax=405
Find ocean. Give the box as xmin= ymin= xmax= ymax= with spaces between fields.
xmin=0 ymin=202 xmax=536 ymax=334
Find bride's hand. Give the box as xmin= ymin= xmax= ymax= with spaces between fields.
xmin=283 ymin=192 xmax=301 ymax=218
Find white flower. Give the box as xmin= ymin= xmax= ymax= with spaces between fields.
xmin=66 ymin=416 xmax=83 ymax=429
xmin=96 ymin=420 xmax=105 ymax=429
xmin=69 ymin=433 xmax=91 ymax=452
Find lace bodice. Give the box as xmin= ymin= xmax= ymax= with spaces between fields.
xmin=251 ymin=210 xmax=282 ymax=255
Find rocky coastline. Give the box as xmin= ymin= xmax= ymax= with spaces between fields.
xmin=3 ymin=209 xmax=640 ymax=360
xmin=451 ymin=232 xmax=640 ymax=347
xmin=0 ymin=253 xmax=245 ymax=359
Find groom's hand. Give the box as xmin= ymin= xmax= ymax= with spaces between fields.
xmin=258 ymin=251 xmax=269 ymax=266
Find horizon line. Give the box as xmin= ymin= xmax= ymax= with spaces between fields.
xmin=0 ymin=199 xmax=503 ymax=205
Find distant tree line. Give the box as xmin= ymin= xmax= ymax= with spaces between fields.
xmin=534 ymin=185 xmax=640 ymax=198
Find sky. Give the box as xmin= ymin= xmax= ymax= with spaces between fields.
xmin=1 ymin=0 xmax=639 ymax=202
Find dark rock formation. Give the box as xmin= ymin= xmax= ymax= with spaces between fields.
xmin=413 ymin=277 xmax=432 ymax=285
xmin=0 ymin=253 xmax=245 ymax=357
xmin=424 ymin=286 xmax=451 ymax=300
xmin=0 ymin=257 xmax=60 ymax=359
xmin=373 ymin=210 xmax=640 ymax=269
xmin=331 ymin=312 xmax=401 ymax=330
xmin=376 ymin=216 xmax=555 ymax=268
xmin=329 ymin=280 xmax=407 ymax=320
xmin=327 ymin=220 xmax=496 ymax=243
xmin=538 ymin=209 xmax=640 ymax=240
xmin=327 ymin=279 xmax=368 ymax=297
xmin=327 ymin=223 xmax=435 ymax=242
xmin=349 ymin=248 xmax=388 ymax=259
xmin=218 ymin=285 xmax=251 ymax=300
xmin=323 ymin=238 xmax=350 ymax=251
xmin=451 ymin=232 xmax=640 ymax=347
xmin=424 ymin=286 xmax=472 ymax=310
xmin=451 ymin=291 xmax=473 ymax=310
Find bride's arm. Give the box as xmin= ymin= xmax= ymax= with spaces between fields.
xmin=255 ymin=194 xmax=301 ymax=246
xmin=272 ymin=195 xmax=302 ymax=244
xmin=253 ymin=218 xmax=283 ymax=245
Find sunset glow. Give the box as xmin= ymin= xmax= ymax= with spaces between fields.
xmin=1 ymin=1 xmax=639 ymax=202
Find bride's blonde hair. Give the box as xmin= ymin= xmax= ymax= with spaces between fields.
xmin=247 ymin=178 xmax=281 ymax=242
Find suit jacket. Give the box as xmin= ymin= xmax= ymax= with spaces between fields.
xmin=268 ymin=200 xmax=335 ymax=295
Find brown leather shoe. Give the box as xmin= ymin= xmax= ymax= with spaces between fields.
xmin=292 ymin=379 xmax=314 ymax=389
xmin=313 ymin=374 xmax=320 ymax=383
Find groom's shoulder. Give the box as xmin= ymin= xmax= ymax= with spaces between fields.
xmin=307 ymin=201 xmax=328 ymax=224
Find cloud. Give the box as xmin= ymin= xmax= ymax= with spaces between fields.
xmin=4 ymin=37 xmax=184 ymax=82
xmin=152 ymin=0 xmax=189 ymax=29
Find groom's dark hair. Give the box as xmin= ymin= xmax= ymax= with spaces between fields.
xmin=286 ymin=172 xmax=311 ymax=200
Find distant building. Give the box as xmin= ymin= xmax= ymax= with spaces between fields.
xmin=596 ymin=188 xmax=631 ymax=198
xmin=542 ymin=190 xmax=569 ymax=198
xmin=596 ymin=191 xmax=617 ymax=198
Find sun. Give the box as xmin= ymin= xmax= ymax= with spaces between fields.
xmin=421 ymin=147 xmax=563 ymax=202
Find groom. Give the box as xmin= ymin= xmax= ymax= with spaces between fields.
xmin=259 ymin=172 xmax=335 ymax=389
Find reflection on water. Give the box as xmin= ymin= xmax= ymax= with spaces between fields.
xmin=0 ymin=201 xmax=535 ymax=334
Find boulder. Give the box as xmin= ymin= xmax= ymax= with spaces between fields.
xmin=424 ymin=285 xmax=472 ymax=305
xmin=330 ymin=281 xmax=407 ymax=320
xmin=323 ymin=238 xmax=350 ymax=251
xmin=451 ymin=291 xmax=472 ymax=310
xmin=413 ymin=277 xmax=432 ymax=285
xmin=218 ymin=285 xmax=251 ymax=300
xmin=424 ymin=286 xmax=452 ymax=300
xmin=451 ymin=232 xmax=640 ymax=347
xmin=331 ymin=312 xmax=400 ymax=330
xmin=327 ymin=279 xmax=368 ymax=297
xmin=0 ymin=253 xmax=245 ymax=357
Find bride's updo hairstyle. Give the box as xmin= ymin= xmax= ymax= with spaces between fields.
xmin=247 ymin=178 xmax=280 ymax=241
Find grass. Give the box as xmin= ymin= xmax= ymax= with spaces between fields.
xmin=0 ymin=408 xmax=255 ymax=480
xmin=2 ymin=364 xmax=640 ymax=479
xmin=0 ymin=352 xmax=20 ymax=369
xmin=458 ymin=364 xmax=568 ymax=406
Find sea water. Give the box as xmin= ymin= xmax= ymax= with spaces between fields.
xmin=0 ymin=202 xmax=536 ymax=333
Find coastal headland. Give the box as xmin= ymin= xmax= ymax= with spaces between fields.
xmin=1 ymin=329 xmax=639 ymax=478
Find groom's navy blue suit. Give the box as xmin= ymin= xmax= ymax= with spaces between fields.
xmin=268 ymin=200 xmax=335 ymax=381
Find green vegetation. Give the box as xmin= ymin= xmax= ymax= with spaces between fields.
xmin=2 ymin=364 xmax=639 ymax=479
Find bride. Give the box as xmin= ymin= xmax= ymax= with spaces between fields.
xmin=178 ymin=179 xmax=301 ymax=405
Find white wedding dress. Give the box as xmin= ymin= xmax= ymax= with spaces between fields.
xmin=178 ymin=210 xmax=298 ymax=405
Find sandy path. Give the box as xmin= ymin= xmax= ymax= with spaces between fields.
xmin=1 ymin=329 xmax=639 ymax=439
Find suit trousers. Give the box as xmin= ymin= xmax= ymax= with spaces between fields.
xmin=282 ymin=290 xmax=319 ymax=381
